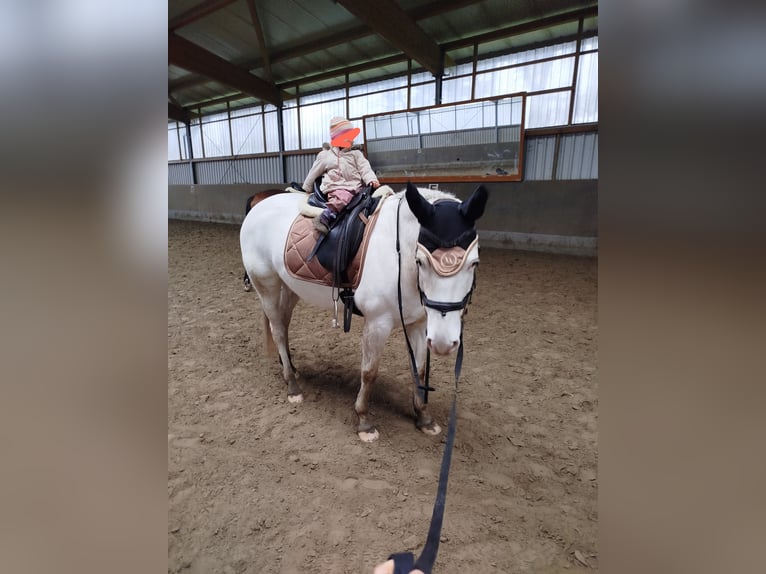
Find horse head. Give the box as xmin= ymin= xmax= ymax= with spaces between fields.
xmin=405 ymin=182 xmax=489 ymax=355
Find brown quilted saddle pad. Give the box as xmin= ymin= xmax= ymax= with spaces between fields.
xmin=283 ymin=212 xmax=378 ymax=288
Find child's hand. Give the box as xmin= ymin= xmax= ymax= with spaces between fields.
xmin=373 ymin=560 xmax=424 ymax=574
xmin=370 ymin=180 xmax=380 ymax=189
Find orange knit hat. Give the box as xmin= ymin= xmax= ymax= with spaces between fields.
xmin=329 ymin=117 xmax=360 ymax=148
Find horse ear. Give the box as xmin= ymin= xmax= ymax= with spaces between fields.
xmin=460 ymin=185 xmax=489 ymax=224
xmin=405 ymin=182 xmax=434 ymax=223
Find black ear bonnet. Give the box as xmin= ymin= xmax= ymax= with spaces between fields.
xmin=405 ymin=182 xmax=489 ymax=252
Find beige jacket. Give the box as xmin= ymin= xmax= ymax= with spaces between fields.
xmin=302 ymin=147 xmax=377 ymax=195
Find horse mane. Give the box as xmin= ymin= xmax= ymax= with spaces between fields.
xmin=395 ymin=187 xmax=458 ymax=203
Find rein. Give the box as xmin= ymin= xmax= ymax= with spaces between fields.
xmin=394 ymin=196 xmax=471 ymax=574
xmin=396 ymin=197 xmax=435 ymax=402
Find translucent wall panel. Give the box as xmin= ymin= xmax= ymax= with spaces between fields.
xmin=231 ymin=114 xmax=264 ymax=155
xmin=179 ymin=131 xmax=190 ymax=160
xmin=442 ymin=75 xmax=473 ymax=104
xmin=473 ymin=70 xmax=505 ymax=99
xmin=300 ymin=88 xmax=345 ymax=106
xmin=581 ymin=36 xmax=598 ymax=51
xmin=201 ymin=111 xmax=228 ymax=124
xmin=477 ymin=42 xmax=576 ymax=70
xmin=201 ymin=120 xmax=231 ymax=157
xmin=168 ymin=124 xmax=181 ymax=161
xmin=299 ymin=100 xmax=347 ymax=148
xmin=230 ymin=105 xmax=261 ymax=118
xmin=169 ymin=37 xmax=596 ymax=166
xmin=349 ymin=77 xmax=407 ymax=97
xmin=282 ymin=106 xmax=299 ymax=151
xmin=445 ymin=62 xmax=473 ymax=77
xmin=410 ymin=82 xmax=435 ymax=108
xmin=525 ymin=91 xmax=570 ymax=128
xmin=573 ymin=52 xmax=598 ymax=124
xmin=264 ymin=110 xmax=280 ymax=153
xmin=475 ymin=57 xmax=574 ymax=97
xmin=349 ymin=88 xmax=407 ymax=118
xmin=190 ymin=122 xmax=203 ymax=158
xmin=411 ymin=71 xmax=432 ymax=84
xmin=496 ymin=98 xmax=523 ymax=125
xmin=178 ymin=130 xmax=190 ymax=161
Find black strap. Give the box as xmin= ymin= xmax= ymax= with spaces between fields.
xmin=420 ymin=347 xmax=434 ymax=403
xmin=413 ymin=336 xmax=463 ymax=574
xmin=307 ymin=231 xmax=326 ymax=262
xmin=388 ymin=552 xmax=415 ymax=574
xmin=396 ymin=198 xmax=426 ymax=404
xmin=420 ymin=291 xmax=472 ymax=316
xmin=342 ymin=289 xmax=354 ymax=332
xmin=391 ymin=192 xmax=470 ymax=573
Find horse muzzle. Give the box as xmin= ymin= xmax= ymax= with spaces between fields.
xmin=427 ymin=336 xmax=460 ymax=355
xmin=425 ymin=310 xmax=463 ymax=355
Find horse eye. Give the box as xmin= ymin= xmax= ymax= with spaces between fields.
xmin=471 ymin=260 xmax=480 ymax=268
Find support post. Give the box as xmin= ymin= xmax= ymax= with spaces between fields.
xmin=185 ymin=122 xmax=197 ymax=185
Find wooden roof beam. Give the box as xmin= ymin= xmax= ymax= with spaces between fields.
xmin=168 ymin=33 xmax=283 ymax=106
xmin=336 ymin=0 xmax=450 ymax=77
xmin=280 ymin=54 xmax=406 ymax=90
xmin=169 ymin=0 xmax=239 ymax=31
xmin=442 ymin=6 xmax=599 ymax=52
xmin=265 ymin=3 xmax=597 ymax=66
xmin=168 ymin=102 xmax=192 ymax=124
xmin=245 ymin=0 xmax=273 ymax=83
xmin=247 ymin=0 xmax=472 ymax=68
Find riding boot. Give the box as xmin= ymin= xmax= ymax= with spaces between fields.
xmin=313 ymin=208 xmax=336 ymax=236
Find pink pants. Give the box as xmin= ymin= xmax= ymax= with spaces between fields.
xmin=326 ymin=188 xmax=356 ymax=214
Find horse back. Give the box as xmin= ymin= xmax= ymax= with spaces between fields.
xmin=245 ymin=189 xmax=287 ymax=215
xmin=241 ymin=192 xmax=307 ymax=266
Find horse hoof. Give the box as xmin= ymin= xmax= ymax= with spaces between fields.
xmin=357 ymin=429 xmax=380 ymax=443
xmin=287 ymin=393 xmax=304 ymax=404
xmin=419 ymin=422 xmax=442 ymax=436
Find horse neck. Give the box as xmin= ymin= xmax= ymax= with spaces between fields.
xmin=377 ymin=193 xmax=421 ymax=300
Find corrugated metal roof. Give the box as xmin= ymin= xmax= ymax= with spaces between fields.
xmin=169 ymin=0 xmax=598 ymax=116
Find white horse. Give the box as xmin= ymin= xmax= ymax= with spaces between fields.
xmin=240 ymin=182 xmax=488 ymax=442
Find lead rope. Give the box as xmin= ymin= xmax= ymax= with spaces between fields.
xmin=394 ymin=196 xmax=463 ymax=574
xmin=413 ymin=336 xmax=462 ymax=574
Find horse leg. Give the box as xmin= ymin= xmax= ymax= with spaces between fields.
xmin=279 ymin=285 xmax=300 ymax=327
xmin=242 ymin=194 xmax=256 ymax=292
xmin=405 ymin=317 xmax=442 ymax=436
xmin=252 ymin=276 xmax=303 ymax=403
xmin=356 ymin=317 xmax=394 ymax=442
xmin=278 ymin=286 xmax=300 ymax=378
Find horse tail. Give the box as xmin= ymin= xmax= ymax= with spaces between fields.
xmin=244 ymin=194 xmax=256 ymax=215
xmin=263 ymin=312 xmax=276 ymax=355
xmin=245 ymin=190 xmax=287 ymax=217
